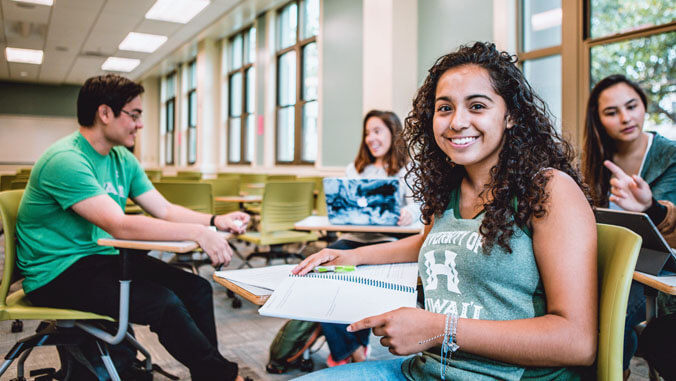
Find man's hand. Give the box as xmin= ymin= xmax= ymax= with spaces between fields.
xmin=604 ymin=160 xmax=653 ymax=212
xmin=347 ymin=307 xmax=445 ymax=356
xmin=214 ymin=212 xmax=250 ymax=234
xmin=195 ymin=227 xmax=233 ymax=267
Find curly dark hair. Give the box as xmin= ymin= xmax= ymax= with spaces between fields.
xmin=354 ymin=110 xmax=408 ymax=176
xmin=404 ymin=42 xmax=591 ymax=253
xmin=582 ymin=74 xmax=648 ymax=206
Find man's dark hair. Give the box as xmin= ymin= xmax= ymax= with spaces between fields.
xmin=77 ymin=74 xmax=145 ymax=127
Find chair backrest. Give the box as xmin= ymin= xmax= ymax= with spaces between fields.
xmin=9 ymin=180 xmax=28 ymax=190
xmin=267 ymin=175 xmax=296 ymax=181
xmin=596 ymin=223 xmax=642 ymax=381
xmin=0 ymin=175 xmax=16 ymax=192
xmin=177 ymin=171 xmax=203 ymax=179
xmin=144 ymin=169 xmax=162 ymax=182
xmin=260 ymin=181 xmax=314 ymax=233
xmin=202 ymin=178 xmax=241 ymax=214
xmin=153 ymin=182 xmax=213 ymax=214
xmin=161 ymin=175 xmax=202 ymax=182
xmin=298 ymin=176 xmax=325 ymax=215
xmin=0 ymin=190 xmax=24 ymax=307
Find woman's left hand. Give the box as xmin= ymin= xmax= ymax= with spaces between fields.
xmin=215 ymin=211 xmax=250 ymax=234
xmin=397 ymin=209 xmax=412 ymax=226
xmin=348 ymin=307 xmax=444 ymax=356
xmin=604 ymin=160 xmax=653 ymax=212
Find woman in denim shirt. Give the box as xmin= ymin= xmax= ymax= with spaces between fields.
xmin=582 ymin=74 xmax=676 ymax=380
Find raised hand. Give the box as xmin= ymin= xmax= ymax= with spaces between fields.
xmin=604 ymin=160 xmax=653 ymax=212
xmin=347 ymin=307 xmax=445 ymax=355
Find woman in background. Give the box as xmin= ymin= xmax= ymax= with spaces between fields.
xmin=321 ymin=109 xmax=420 ymax=367
xmin=582 ymin=74 xmax=676 ymax=379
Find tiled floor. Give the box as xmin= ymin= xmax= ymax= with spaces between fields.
xmin=0 ymin=237 xmax=652 ymax=380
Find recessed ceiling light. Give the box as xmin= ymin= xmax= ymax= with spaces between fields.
xmin=102 ymin=57 xmax=140 ymax=72
xmin=119 ymin=32 xmax=168 ymax=53
xmin=145 ymin=0 xmax=210 ymax=24
xmin=5 ymin=47 xmax=43 ymax=64
xmin=20 ymin=71 xmax=28 ymax=77
xmin=12 ymin=0 xmax=53 ymax=5
xmin=531 ymin=8 xmax=562 ymax=31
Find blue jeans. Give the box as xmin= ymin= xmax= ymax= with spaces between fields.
xmin=623 ymin=280 xmax=646 ymax=370
xmin=320 ymin=239 xmax=388 ymax=361
xmin=295 ymin=357 xmax=410 ymax=380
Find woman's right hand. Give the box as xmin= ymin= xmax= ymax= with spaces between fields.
xmin=291 ymin=248 xmax=360 ymax=275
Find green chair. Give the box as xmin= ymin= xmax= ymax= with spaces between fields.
xmin=239 ymin=174 xmax=268 ymax=195
xmin=266 ymin=175 xmax=296 ymax=181
xmin=202 ymin=178 xmax=241 ymax=215
xmin=16 ymin=169 xmax=31 ymax=176
xmin=0 ymin=190 xmax=151 ymax=380
xmin=176 ymin=171 xmax=203 ymax=179
xmin=1 ymin=175 xmax=16 ymax=192
xmin=9 ymin=179 xmax=27 ymax=190
xmin=152 ymin=181 xmax=215 ymax=273
xmin=144 ymin=169 xmax=162 ymax=182
xmin=236 ymin=181 xmax=318 ymax=268
xmin=596 ymin=223 xmax=642 ymax=381
xmin=160 ymin=175 xmax=202 ymax=182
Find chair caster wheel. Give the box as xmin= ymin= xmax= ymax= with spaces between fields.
xmin=11 ymin=319 xmax=23 ymax=333
xmin=299 ymin=358 xmax=314 ymax=372
xmin=232 ymin=298 xmax=242 ymax=309
xmin=227 ymin=289 xmax=235 ymax=298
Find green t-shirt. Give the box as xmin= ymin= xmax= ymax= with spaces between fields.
xmin=16 ymin=131 xmax=154 ymax=293
xmin=401 ymin=187 xmax=583 ymax=381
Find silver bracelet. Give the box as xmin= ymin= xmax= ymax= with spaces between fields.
xmin=418 ymin=313 xmax=450 ymax=345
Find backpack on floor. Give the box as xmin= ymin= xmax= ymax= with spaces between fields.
xmin=266 ymin=320 xmax=323 ymax=374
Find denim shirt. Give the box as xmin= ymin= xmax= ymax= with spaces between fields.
xmin=642 ymin=133 xmax=676 ymax=314
xmin=641 ymin=132 xmax=676 ymax=205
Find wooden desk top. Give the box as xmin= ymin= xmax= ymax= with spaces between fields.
xmin=212 ymin=275 xmax=270 ymax=306
xmin=214 ymin=195 xmax=263 ymax=203
xmin=633 ymin=271 xmax=676 ymax=295
xmin=294 ymin=215 xmax=424 ymax=234
xmin=97 ymin=232 xmax=231 ymax=254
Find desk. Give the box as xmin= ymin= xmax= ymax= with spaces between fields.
xmin=214 ymin=195 xmax=263 ymax=204
xmin=212 ymin=276 xmax=271 ymax=306
xmin=98 ymin=237 xmax=200 ymax=253
xmin=294 ymin=215 xmax=424 ymax=234
xmin=633 ymin=271 xmax=676 ymax=320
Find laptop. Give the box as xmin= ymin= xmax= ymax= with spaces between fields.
xmin=323 ymin=178 xmax=401 ymax=226
xmin=594 ymin=207 xmax=676 ymax=276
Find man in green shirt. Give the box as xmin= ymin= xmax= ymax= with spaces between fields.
xmin=16 ymin=74 xmax=249 ymax=381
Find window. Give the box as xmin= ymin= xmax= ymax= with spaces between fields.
xmin=164 ymin=73 xmax=176 ymax=165
xmin=275 ymin=0 xmax=319 ymax=164
xmin=187 ymin=60 xmax=197 ymax=165
xmin=227 ymin=27 xmax=256 ymax=164
xmin=518 ymin=0 xmax=562 ymax=131
xmin=586 ymin=0 xmax=675 ymax=139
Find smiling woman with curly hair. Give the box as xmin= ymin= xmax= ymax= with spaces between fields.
xmin=293 ymin=42 xmax=597 ymax=381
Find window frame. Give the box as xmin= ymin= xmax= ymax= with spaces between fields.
xmin=164 ymin=71 xmax=177 ymax=166
xmin=227 ymin=26 xmax=256 ymax=165
xmin=186 ymin=59 xmax=197 ymax=165
xmin=275 ymin=0 xmax=318 ymax=165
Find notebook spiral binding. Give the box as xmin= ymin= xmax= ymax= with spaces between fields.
xmin=290 ymin=273 xmax=415 ymax=293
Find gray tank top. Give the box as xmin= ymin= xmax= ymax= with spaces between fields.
xmin=402 ymin=187 xmax=583 ymax=380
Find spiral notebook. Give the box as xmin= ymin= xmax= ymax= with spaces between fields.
xmin=258 ymin=263 xmax=419 ymax=324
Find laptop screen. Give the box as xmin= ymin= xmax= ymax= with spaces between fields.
xmin=323 ymin=178 xmax=401 ymax=226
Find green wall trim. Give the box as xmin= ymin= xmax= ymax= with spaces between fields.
xmin=0 ymin=81 xmax=80 ymax=117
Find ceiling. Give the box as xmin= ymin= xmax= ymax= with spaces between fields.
xmin=0 ymin=0 xmax=281 ymax=85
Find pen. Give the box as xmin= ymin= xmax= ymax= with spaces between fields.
xmin=313 ymin=265 xmax=356 ymax=273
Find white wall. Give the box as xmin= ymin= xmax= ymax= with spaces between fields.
xmin=0 ymin=115 xmax=77 ymax=170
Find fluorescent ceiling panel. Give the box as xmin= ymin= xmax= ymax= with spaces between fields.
xmin=102 ymin=57 xmax=141 ymax=72
xmin=6 ymin=47 xmax=43 ymax=64
xmin=119 ymin=32 xmax=168 ymax=53
xmin=145 ymin=0 xmax=210 ymax=24
xmin=531 ymin=8 xmax=562 ymax=31
xmin=12 ymin=0 xmax=53 ymax=5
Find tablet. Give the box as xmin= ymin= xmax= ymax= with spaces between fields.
xmin=594 ymin=207 xmax=676 ymax=276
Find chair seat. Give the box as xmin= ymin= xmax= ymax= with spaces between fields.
xmin=237 ymin=230 xmax=318 ymax=246
xmin=0 ymin=289 xmax=114 ymax=322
